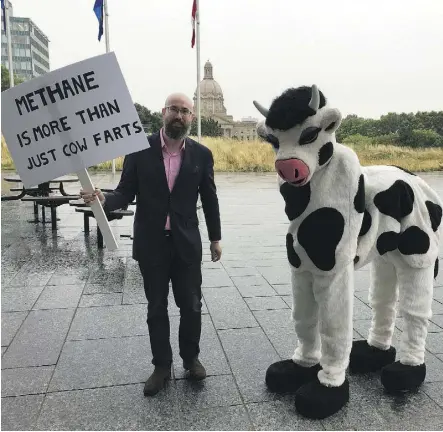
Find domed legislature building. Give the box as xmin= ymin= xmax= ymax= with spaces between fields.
xmin=193 ymin=61 xmax=258 ymax=140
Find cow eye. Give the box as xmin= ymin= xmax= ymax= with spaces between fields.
xmin=299 ymin=127 xmax=321 ymax=145
xmin=325 ymin=122 xmax=336 ymax=131
xmin=266 ymin=134 xmax=279 ymax=149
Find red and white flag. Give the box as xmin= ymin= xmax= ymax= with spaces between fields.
xmin=191 ymin=0 xmax=197 ymax=48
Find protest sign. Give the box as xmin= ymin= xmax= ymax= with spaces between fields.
xmin=1 ymin=52 xmax=148 ymax=250
xmin=1 ymin=51 xmax=148 ymax=186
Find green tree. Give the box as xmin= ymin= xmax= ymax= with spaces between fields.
xmin=134 ymin=103 xmax=163 ymax=133
xmin=134 ymin=102 xmax=151 ymax=129
xmin=337 ymin=110 xmax=443 ymax=148
xmin=415 ymin=111 xmax=443 ymax=136
xmin=149 ymin=111 xmax=163 ymax=132
xmin=400 ymin=129 xmax=443 ymax=148
xmin=1 ymin=65 xmax=24 ymax=91
xmin=336 ymin=115 xmax=367 ymax=141
xmin=378 ymin=112 xmax=404 ymax=135
xmin=190 ymin=117 xmax=223 ymax=137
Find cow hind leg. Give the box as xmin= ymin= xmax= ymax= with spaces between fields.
xmin=350 ymin=258 xmax=398 ymax=373
xmin=381 ymin=264 xmax=434 ymax=393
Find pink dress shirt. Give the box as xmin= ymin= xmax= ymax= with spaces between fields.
xmin=160 ymin=127 xmax=185 ymax=230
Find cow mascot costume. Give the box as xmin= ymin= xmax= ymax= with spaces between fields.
xmin=252 ymin=84 xmax=442 ymax=420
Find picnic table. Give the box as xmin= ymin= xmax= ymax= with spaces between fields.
xmin=22 ymin=194 xmax=80 ymax=230
xmin=66 ymin=185 xmax=136 ymax=247
xmin=2 ymin=175 xmax=79 ymax=200
xmin=2 ymin=175 xmax=80 ymax=229
xmin=69 ymin=201 xmax=134 ymax=248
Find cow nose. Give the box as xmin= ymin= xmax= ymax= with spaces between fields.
xmin=275 ymin=159 xmax=310 ymax=185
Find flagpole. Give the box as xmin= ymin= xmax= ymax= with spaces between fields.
xmin=104 ymin=0 xmax=110 ymax=54
xmin=103 ymin=0 xmax=115 ymax=175
xmin=5 ymin=0 xmax=14 ymax=87
xmin=196 ymin=0 xmax=201 ymax=143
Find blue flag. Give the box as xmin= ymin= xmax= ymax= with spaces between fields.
xmin=1 ymin=0 xmax=7 ymax=34
xmin=93 ymin=0 xmax=104 ymax=41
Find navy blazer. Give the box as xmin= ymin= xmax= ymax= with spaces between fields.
xmin=103 ymin=131 xmax=221 ymax=265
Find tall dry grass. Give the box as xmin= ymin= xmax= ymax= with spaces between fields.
xmin=346 ymin=142 xmax=443 ymax=172
xmin=202 ymin=137 xmax=443 ymax=173
xmin=1 ymin=135 xmax=14 ymax=169
xmin=2 ymin=135 xmax=442 ymax=173
xmin=199 ymin=137 xmax=275 ymax=172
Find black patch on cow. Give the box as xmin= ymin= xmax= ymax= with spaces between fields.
xmin=359 ymin=210 xmax=372 ymax=237
xmin=377 ymin=231 xmax=399 ymax=255
xmin=374 ymin=180 xmax=414 ymax=222
xmin=318 ymin=142 xmax=334 ymax=166
xmin=265 ymin=86 xmax=327 ymax=131
xmin=354 ymin=175 xmax=365 ymax=213
xmin=286 ymin=233 xmax=301 ymax=268
xmin=426 ymin=200 xmax=442 ymax=232
xmin=325 ymin=122 xmax=336 ymax=131
xmin=354 ymin=256 xmax=360 ymax=264
xmin=435 ymin=259 xmax=439 ymax=279
xmin=279 ymin=182 xmax=311 ymax=221
xmin=299 ymin=127 xmax=321 ymax=145
xmin=298 ymin=207 xmax=345 ymax=271
xmin=398 ymin=226 xmax=430 ymax=255
xmin=390 ymin=165 xmax=416 ymax=176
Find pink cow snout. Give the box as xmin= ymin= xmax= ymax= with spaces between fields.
xmin=275 ymin=159 xmax=310 ymax=186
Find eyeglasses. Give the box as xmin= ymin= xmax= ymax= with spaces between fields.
xmin=166 ymin=106 xmax=193 ymax=116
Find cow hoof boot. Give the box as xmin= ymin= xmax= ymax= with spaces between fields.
xmin=265 ymin=359 xmax=321 ymax=393
xmin=381 ymin=361 xmax=426 ymax=393
xmin=349 ymin=340 xmax=396 ymax=373
xmin=295 ymin=377 xmax=349 ymax=420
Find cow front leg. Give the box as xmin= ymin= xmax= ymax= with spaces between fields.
xmin=265 ymin=271 xmax=321 ymax=393
xmin=294 ymin=263 xmax=354 ymax=419
xmin=381 ymin=264 xmax=434 ymax=393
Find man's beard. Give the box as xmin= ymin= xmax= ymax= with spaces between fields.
xmin=165 ymin=120 xmax=190 ymax=140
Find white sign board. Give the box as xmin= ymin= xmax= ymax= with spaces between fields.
xmin=1 ymin=52 xmax=149 ymax=188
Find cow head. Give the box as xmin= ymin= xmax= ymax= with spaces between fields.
xmin=253 ymin=85 xmax=342 ymax=187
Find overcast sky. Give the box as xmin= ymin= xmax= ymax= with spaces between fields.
xmin=10 ymin=0 xmax=443 ymax=120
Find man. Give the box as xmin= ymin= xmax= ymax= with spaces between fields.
xmin=80 ymin=92 xmax=222 ymax=396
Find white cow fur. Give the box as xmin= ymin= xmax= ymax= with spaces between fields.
xmin=255 ymin=91 xmax=442 ymax=389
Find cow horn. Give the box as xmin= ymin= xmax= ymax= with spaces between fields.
xmin=308 ymin=84 xmax=320 ymax=111
xmin=253 ymin=100 xmax=269 ymax=117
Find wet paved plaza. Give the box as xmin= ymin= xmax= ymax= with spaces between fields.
xmin=1 ymin=170 xmax=443 ymax=430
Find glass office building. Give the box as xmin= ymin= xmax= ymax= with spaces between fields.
xmin=1 ymin=1 xmax=50 ymax=82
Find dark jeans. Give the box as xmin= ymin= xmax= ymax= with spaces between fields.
xmin=138 ymin=233 xmax=203 ymax=367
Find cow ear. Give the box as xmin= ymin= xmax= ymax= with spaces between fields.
xmin=256 ymin=121 xmax=269 ymax=140
xmin=320 ymin=108 xmax=342 ymax=134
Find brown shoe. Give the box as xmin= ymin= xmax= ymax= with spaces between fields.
xmin=143 ymin=366 xmax=171 ymax=396
xmin=183 ymin=358 xmax=206 ymax=380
